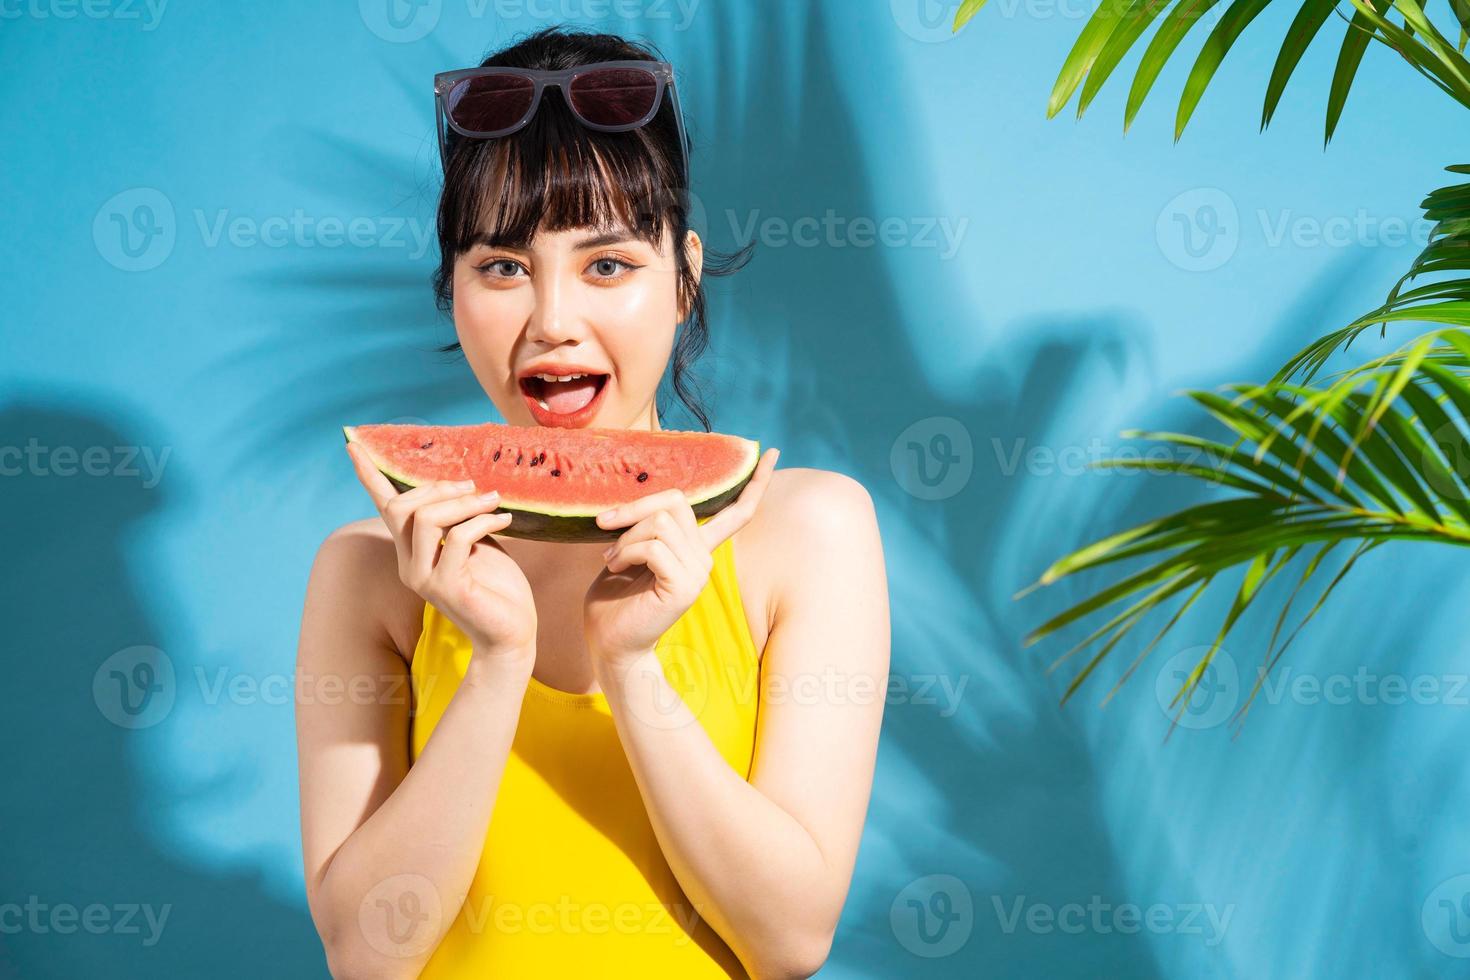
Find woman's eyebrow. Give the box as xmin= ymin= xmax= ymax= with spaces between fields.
xmin=572 ymin=228 xmax=640 ymax=250
xmin=470 ymin=231 xmax=527 ymax=251
xmin=467 ymin=227 xmax=646 ymax=251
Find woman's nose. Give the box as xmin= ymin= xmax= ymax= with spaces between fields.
xmin=524 ymin=277 xmax=587 ymax=345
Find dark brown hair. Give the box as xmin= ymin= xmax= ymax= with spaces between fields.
xmin=433 ymin=26 xmax=752 ymax=431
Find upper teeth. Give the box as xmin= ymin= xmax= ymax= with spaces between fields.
xmin=535 ymin=372 xmax=589 ymax=382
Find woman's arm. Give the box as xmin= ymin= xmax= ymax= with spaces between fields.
xmin=298 ymin=454 xmax=541 ymax=979
xmin=296 ymin=521 xmax=535 ymax=979
xmin=593 ymin=470 xmax=890 ymax=979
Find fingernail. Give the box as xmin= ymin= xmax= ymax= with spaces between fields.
xmin=479 ymin=490 xmax=499 ymax=502
xmin=602 ymin=546 xmax=613 ymax=561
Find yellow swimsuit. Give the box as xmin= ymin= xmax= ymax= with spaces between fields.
xmin=409 ymin=529 xmax=761 ymax=977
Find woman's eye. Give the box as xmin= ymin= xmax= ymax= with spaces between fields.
xmin=479 ymin=259 xmax=525 ymax=279
xmin=589 ymin=257 xmax=636 ymax=279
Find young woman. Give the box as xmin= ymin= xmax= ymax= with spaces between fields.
xmin=295 ymin=26 xmax=889 ymax=979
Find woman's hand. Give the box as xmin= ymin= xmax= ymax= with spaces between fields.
xmin=584 ymin=448 xmax=779 ymax=666
xmin=348 ymin=442 xmax=537 ymax=659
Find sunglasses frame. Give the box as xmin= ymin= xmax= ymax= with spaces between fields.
xmin=433 ymin=60 xmax=689 ymax=186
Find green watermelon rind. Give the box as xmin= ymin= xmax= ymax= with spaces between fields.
xmin=342 ymin=424 xmax=761 ymax=544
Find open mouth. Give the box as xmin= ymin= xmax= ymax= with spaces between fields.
xmin=519 ymin=372 xmax=610 ymax=428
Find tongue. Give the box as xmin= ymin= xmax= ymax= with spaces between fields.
xmin=542 ymin=377 xmax=600 ymax=415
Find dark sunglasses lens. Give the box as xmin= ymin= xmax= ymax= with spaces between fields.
xmin=447 ymin=74 xmax=536 ymax=134
xmin=568 ymin=68 xmax=659 ymax=127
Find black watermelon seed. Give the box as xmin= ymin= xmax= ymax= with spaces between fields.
xmin=529 ymin=455 xmax=538 ymax=466
xmin=420 ymin=441 xmax=433 ymax=449
xmin=637 ymin=472 xmax=648 ymax=482
xmin=516 ymin=453 xmax=523 ymax=464
xmin=493 ymin=450 xmax=501 ymax=461
xmin=550 ymin=468 xmax=561 ymax=477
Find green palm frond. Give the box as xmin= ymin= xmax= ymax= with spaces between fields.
xmin=1021 ymin=330 xmax=1470 ymax=729
xmin=956 ymin=0 xmax=1470 ymax=140
xmin=951 ymin=0 xmax=1470 ymax=727
xmin=1277 ymin=165 xmax=1470 ymax=381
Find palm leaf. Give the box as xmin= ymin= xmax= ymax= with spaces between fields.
xmin=961 ymin=0 xmax=1470 ymax=137
xmin=1176 ymin=0 xmax=1275 ymax=138
xmin=1078 ymin=0 xmax=1176 ymax=118
xmin=1262 ymin=0 xmax=1340 ymax=128
xmin=1276 ymin=165 xmax=1470 ymax=382
xmin=953 ymin=0 xmax=990 ymax=31
xmin=1126 ymin=0 xmax=1226 ymax=130
xmin=1050 ymin=0 xmax=1138 ymax=118
xmin=1024 ymin=335 xmax=1470 ymax=710
xmin=1326 ymin=0 xmax=1383 ymax=144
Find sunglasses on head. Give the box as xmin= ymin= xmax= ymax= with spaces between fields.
xmin=433 ymin=59 xmax=689 ymax=186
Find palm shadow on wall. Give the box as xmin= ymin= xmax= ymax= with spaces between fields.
xmin=0 ymin=400 xmax=325 ymax=978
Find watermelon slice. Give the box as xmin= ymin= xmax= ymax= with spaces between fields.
xmin=344 ymin=421 xmax=762 ymax=543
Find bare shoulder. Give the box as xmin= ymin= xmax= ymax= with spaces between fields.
xmin=747 ymin=466 xmax=878 ymax=541
xmin=734 ymin=467 xmax=883 ymax=635
xmin=303 ymin=517 xmax=424 ymax=664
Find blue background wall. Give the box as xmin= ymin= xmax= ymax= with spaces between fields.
xmin=5 ymin=1 xmax=1469 ymax=976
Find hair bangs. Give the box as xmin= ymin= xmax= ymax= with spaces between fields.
xmin=446 ymin=95 xmax=680 ymax=258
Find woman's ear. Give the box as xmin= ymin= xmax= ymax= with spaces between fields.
xmin=679 ymin=229 xmax=703 ymax=321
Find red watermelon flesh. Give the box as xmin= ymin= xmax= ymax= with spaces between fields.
xmin=344 ymin=421 xmax=762 ymax=543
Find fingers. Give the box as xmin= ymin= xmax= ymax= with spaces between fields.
xmin=605 ymin=539 xmax=688 ymax=595
xmin=604 ymin=509 xmax=710 ymax=578
xmin=596 ymin=447 xmax=782 ymax=580
xmin=594 ymin=444 xmax=781 ymax=542
xmin=437 ymin=510 xmax=514 ymax=572
xmin=347 ymin=442 xmax=403 ymax=511
xmin=375 ymin=480 xmax=474 ymax=570
xmin=699 ymin=447 xmax=780 ymax=550
xmin=602 ymin=493 xmax=699 ymax=549
xmin=595 ymin=488 xmax=690 ymax=532
xmin=409 ymin=491 xmax=501 ymax=586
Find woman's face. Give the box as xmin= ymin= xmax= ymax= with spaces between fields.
xmin=452 ymin=220 xmax=702 ymax=432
